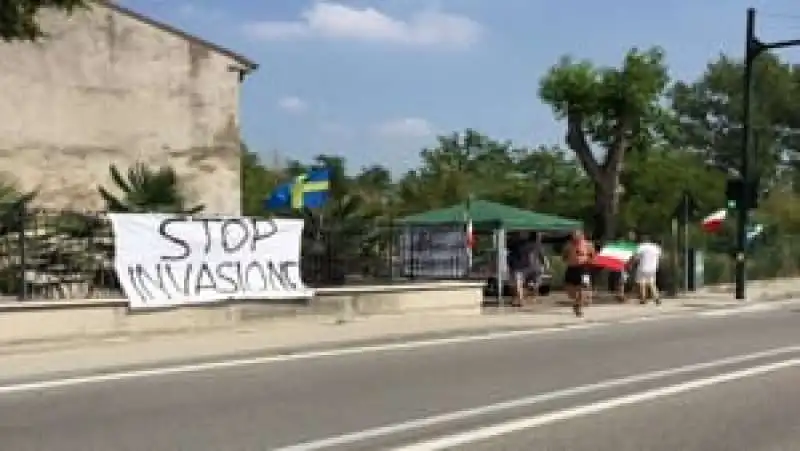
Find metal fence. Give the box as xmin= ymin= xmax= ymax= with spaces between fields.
xmin=301 ymin=221 xmax=474 ymax=286
xmin=0 ymin=209 xmax=119 ymax=301
xmin=700 ymin=233 xmax=800 ymax=284
xmin=1 ymin=207 xmax=794 ymax=302
xmin=0 ymin=209 xmax=473 ymax=301
xmin=534 ymin=230 xmax=800 ymax=293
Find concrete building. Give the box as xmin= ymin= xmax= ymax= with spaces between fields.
xmin=0 ymin=0 xmax=257 ymax=214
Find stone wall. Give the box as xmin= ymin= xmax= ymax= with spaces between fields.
xmin=0 ymin=4 xmax=250 ymax=214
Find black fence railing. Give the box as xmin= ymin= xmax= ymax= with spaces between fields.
xmin=0 ymin=208 xmax=119 ymax=301
xmin=301 ymin=222 xmax=473 ymax=287
xmin=2 ymin=208 xmax=794 ymax=302
xmin=0 ymin=209 xmax=473 ymax=300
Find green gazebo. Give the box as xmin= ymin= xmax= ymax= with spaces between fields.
xmin=399 ymin=200 xmax=581 ymax=305
xmin=399 ymin=199 xmax=581 ymax=232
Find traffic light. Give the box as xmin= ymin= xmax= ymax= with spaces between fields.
xmin=725 ymin=178 xmax=742 ymax=209
xmin=725 ymin=178 xmax=759 ymax=210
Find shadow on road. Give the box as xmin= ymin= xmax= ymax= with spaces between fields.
xmin=482 ymin=291 xmax=639 ymax=310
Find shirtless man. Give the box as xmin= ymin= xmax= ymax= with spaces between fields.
xmin=562 ymin=230 xmax=595 ymax=317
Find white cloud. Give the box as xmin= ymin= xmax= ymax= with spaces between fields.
xmin=242 ymin=2 xmax=482 ymax=49
xmin=277 ymin=96 xmax=308 ymax=114
xmin=373 ymin=117 xmax=435 ymax=138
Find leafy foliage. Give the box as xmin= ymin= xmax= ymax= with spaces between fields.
xmin=97 ymin=163 xmax=204 ymax=214
xmin=0 ymin=179 xmax=36 ymax=229
xmin=539 ymin=47 xmax=673 ymax=241
xmin=0 ymin=0 xmax=87 ymax=41
xmin=241 ymin=144 xmax=282 ymax=217
xmin=672 ymin=52 xmax=800 ymax=187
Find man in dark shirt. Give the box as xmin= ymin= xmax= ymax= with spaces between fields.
xmin=508 ymin=232 xmax=546 ymax=306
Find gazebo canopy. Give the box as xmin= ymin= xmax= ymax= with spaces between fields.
xmin=399 ymin=199 xmax=581 ymax=232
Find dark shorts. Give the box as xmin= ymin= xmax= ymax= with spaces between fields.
xmin=564 ymin=265 xmax=590 ymax=287
xmin=511 ymin=268 xmax=541 ymax=283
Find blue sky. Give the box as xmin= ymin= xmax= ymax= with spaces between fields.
xmin=121 ymin=0 xmax=800 ymax=174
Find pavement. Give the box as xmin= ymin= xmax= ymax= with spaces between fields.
xmin=0 ymin=285 xmax=799 ymax=449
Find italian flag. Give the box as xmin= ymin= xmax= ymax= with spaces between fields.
xmin=592 ymin=241 xmax=637 ymax=272
xmin=701 ymin=209 xmax=727 ymax=233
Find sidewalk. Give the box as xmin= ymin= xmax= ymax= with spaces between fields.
xmin=1 ymin=278 xmax=798 ymax=383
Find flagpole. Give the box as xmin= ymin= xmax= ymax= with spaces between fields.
xmin=682 ymin=191 xmax=690 ymax=293
xmin=670 ymin=217 xmax=679 ymax=298
xmin=465 ymin=195 xmax=473 ymax=270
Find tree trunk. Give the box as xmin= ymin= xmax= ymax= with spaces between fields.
xmin=565 ymin=112 xmax=625 ymax=244
xmin=592 ymin=175 xmax=620 ymax=244
xmin=592 ymin=175 xmax=622 ymax=292
xmin=598 ymin=200 xmax=618 ymax=244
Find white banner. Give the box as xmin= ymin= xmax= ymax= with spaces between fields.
xmin=108 ymin=214 xmax=313 ymax=309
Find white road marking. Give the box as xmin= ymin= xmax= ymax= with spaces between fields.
xmin=696 ymin=298 xmax=800 ymax=317
xmin=618 ymin=316 xmax=661 ymax=324
xmin=698 ymin=303 xmax=779 ymax=317
xmin=561 ymin=322 xmax=601 ymax=330
xmin=272 ymin=345 xmax=800 ymax=451
xmin=0 ymin=324 xmax=605 ymax=395
xmin=394 ymin=358 xmax=800 ymax=450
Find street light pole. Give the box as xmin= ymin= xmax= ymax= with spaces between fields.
xmin=735 ymin=8 xmax=800 ymax=300
xmin=735 ymin=8 xmax=755 ymax=300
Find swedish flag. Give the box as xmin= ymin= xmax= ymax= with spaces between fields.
xmin=265 ymin=168 xmax=331 ymax=210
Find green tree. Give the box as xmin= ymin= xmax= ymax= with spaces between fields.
xmin=403 ymin=131 xmax=478 ymax=209
xmin=512 ymin=146 xmax=593 ymax=220
xmin=539 ymin=47 xmax=671 ymax=241
xmin=0 ymin=178 xmax=35 ymax=210
xmin=394 ymin=130 xmax=592 ymax=223
xmin=240 ymin=143 xmax=282 ymax=216
xmin=98 ymin=163 xmax=204 ymax=213
xmin=352 ymin=165 xmax=394 ymax=217
xmin=0 ymin=0 xmax=87 ymax=41
xmin=671 ymin=52 xmax=800 ymax=188
xmin=0 ymin=178 xmax=36 ymax=239
xmin=757 ymin=189 xmax=800 ymax=234
xmin=397 ymin=129 xmax=517 ymax=212
xmin=617 ymin=148 xmax=725 ymax=235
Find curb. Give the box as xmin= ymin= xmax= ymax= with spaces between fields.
xmin=2 ymin=291 xmax=798 ymax=360
xmin=0 ymin=318 xmax=663 ymax=386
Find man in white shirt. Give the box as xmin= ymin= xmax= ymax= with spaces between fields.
xmin=632 ymin=235 xmax=662 ymax=304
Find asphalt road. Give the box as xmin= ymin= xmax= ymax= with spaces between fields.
xmin=2 ymin=304 xmax=800 ymax=451
xmin=452 ymin=367 xmax=800 ymax=451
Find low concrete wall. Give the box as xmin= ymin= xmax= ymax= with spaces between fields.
xmin=0 ymin=281 xmax=484 ymax=345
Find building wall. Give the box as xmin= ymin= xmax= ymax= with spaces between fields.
xmin=0 ymin=4 xmax=245 ymax=214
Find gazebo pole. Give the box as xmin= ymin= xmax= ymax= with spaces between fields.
xmin=495 ymin=223 xmax=506 ymax=308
